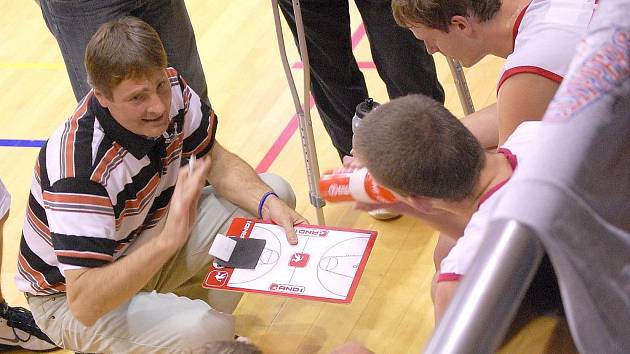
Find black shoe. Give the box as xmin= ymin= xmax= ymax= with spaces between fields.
xmin=0 ymin=301 xmax=57 ymax=351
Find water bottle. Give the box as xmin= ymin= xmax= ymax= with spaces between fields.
xmin=319 ymin=167 xmax=397 ymax=204
xmin=352 ymin=98 xmax=379 ymax=135
xmin=321 ymin=97 xmax=396 ymax=203
xmin=322 ymin=98 xmax=401 ymax=219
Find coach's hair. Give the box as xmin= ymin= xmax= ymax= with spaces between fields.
xmin=85 ymin=16 xmax=167 ymax=98
xmin=392 ymin=0 xmax=502 ymax=32
xmin=353 ymin=94 xmax=485 ymax=201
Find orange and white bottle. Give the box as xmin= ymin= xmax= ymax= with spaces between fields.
xmin=319 ymin=167 xmax=397 ymax=203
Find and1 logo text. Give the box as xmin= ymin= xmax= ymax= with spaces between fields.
xmin=269 ymin=283 xmax=305 ymax=294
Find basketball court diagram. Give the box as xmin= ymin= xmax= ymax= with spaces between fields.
xmin=203 ymin=218 xmax=377 ymax=303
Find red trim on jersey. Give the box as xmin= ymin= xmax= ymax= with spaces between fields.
xmin=437 ymin=273 xmax=462 ymax=282
xmin=478 ymin=148 xmax=518 ymax=207
xmin=497 ymin=66 xmax=563 ymax=92
xmin=512 ymin=3 xmax=531 ymax=48
xmin=497 ymin=147 xmax=517 ymax=170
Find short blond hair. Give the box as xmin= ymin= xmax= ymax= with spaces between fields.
xmin=392 ymin=0 xmax=502 ymax=32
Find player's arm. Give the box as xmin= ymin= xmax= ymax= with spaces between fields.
xmin=65 ymin=237 xmax=176 ymax=326
xmin=355 ymin=201 xmax=468 ymax=237
xmin=460 ymin=103 xmax=499 ymax=148
xmin=178 ymin=74 xmax=306 ymax=243
xmin=460 ymin=73 xmax=560 ymax=147
xmin=206 ymin=141 xmax=307 ymax=244
xmin=65 ymin=160 xmax=211 ymax=326
xmin=495 ymin=73 xmax=560 ymax=145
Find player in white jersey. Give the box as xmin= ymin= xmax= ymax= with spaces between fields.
xmin=437 ymin=121 xmax=539 ymax=282
xmin=388 ymin=0 xmax=596 ymax=280
xmin=0 ymin=179 xmax=57 ymax=351
xmin=352 ymin=95 xmax=539 ymax=322
xmin=392 ymin=0 xmax=596 ymax=148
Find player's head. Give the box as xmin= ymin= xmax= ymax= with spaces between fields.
xmin=353 ymin=94 xmax=485 ymax=202
xmin=391 ymin=0 xmax=501 ymax=65
xmin=391 ymin=0 xmax=502 ymax=32
xmin=87 ymin=17 xmax=172 ymax=138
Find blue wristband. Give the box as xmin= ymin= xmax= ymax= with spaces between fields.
xmin=257 ymin=191 xmax=278 ymax=219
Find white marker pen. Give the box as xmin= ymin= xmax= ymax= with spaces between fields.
xmin=189 ymin=154 xmax=196 ymax=175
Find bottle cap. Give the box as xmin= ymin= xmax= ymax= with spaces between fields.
xmin=354 ymin=98 xmax=380 ymax=119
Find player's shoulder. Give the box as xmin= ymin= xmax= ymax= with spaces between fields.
xmin=495 ymin=121 xmax=540 ymax=170
xmin=520 ymin=0 xmax=595 ymax=30
xmin=505 ymin=0 xmax=595 ymax=77
xmin=501 ymin=121 xmax=540 ymax=151
xmin=465 ymin=201 xmax=495 ymax=238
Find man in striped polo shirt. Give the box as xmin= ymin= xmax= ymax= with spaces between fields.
xmin=17 ymin=17 xmax=306 ymax=353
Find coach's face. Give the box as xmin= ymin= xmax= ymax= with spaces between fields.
xmin=95 ymin=68 xmax=172 ymax=138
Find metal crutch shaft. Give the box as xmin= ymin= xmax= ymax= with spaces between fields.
xmin=271 ymin=0 xmax=326 ymax=225
xmin=446 ymin=56 xmax=475 ymax=115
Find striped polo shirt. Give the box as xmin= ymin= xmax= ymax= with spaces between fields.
xmin=16 ymin=68 xmax=217 ymax=295
xmin=0 ymin=177 xmax=10 ymax=220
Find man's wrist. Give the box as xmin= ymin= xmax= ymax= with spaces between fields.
xmin=154 ymin=229 xmax=184 ymax=256
xmin=258 ymin=191 xmax=279 ymax=219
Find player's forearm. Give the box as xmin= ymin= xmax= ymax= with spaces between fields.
xmin=461 ymin=103 xmax=499 ymax=148
xmin=413 ymin=211 xmax=468 ymax=238
xmin=65 ymin=235 xmax=176 ymax=326
xmin=207 ymin=142 xmax=273 ymax=215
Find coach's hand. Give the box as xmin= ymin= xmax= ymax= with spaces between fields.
xmin=161 ymin=156 xmax=212 ymax=250
xmin=260 ymin=196 xmax=308 ymax=245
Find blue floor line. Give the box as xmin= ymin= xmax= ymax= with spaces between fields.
xmin=0 ymin=139 xmax=45 ymax=148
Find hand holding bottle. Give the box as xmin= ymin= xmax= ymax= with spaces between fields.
xmin=319 ymin=167 xmax=397 ymax=204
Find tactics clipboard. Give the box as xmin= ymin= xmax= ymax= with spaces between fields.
xmin=202 ymin=218 xmax=377 ymax=303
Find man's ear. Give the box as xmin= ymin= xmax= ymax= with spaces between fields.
xmin=450 ymin=15 xmax=473 ymax=34
xmin=405 ymin=195 xmax=435 ymax=214
xmin=93 ymin=89 xmax=110 ymax=108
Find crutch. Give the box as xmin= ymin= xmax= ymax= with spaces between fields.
xmin=271 ymin=0 xmax=326 ymax=225
xmin=446 ymin=56 xmax=475 ymax=115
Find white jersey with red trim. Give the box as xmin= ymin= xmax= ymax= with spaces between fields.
xmin=438 ymin=122 xmax=540 ymax=281
xmin=0 ymin=178 xmax=9 ymax=219
xmin=497 ymin=0 xmax=597 ymax=91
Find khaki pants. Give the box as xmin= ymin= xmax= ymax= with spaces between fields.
xmin=28 ymin=174 xmax=295 ymax=353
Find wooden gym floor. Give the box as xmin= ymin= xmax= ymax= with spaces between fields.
xmin=0 ymin=1 xmax=575 ymax=353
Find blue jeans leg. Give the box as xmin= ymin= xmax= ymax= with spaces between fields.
xmin=39 ymin=0 xmax=209 ymax=104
